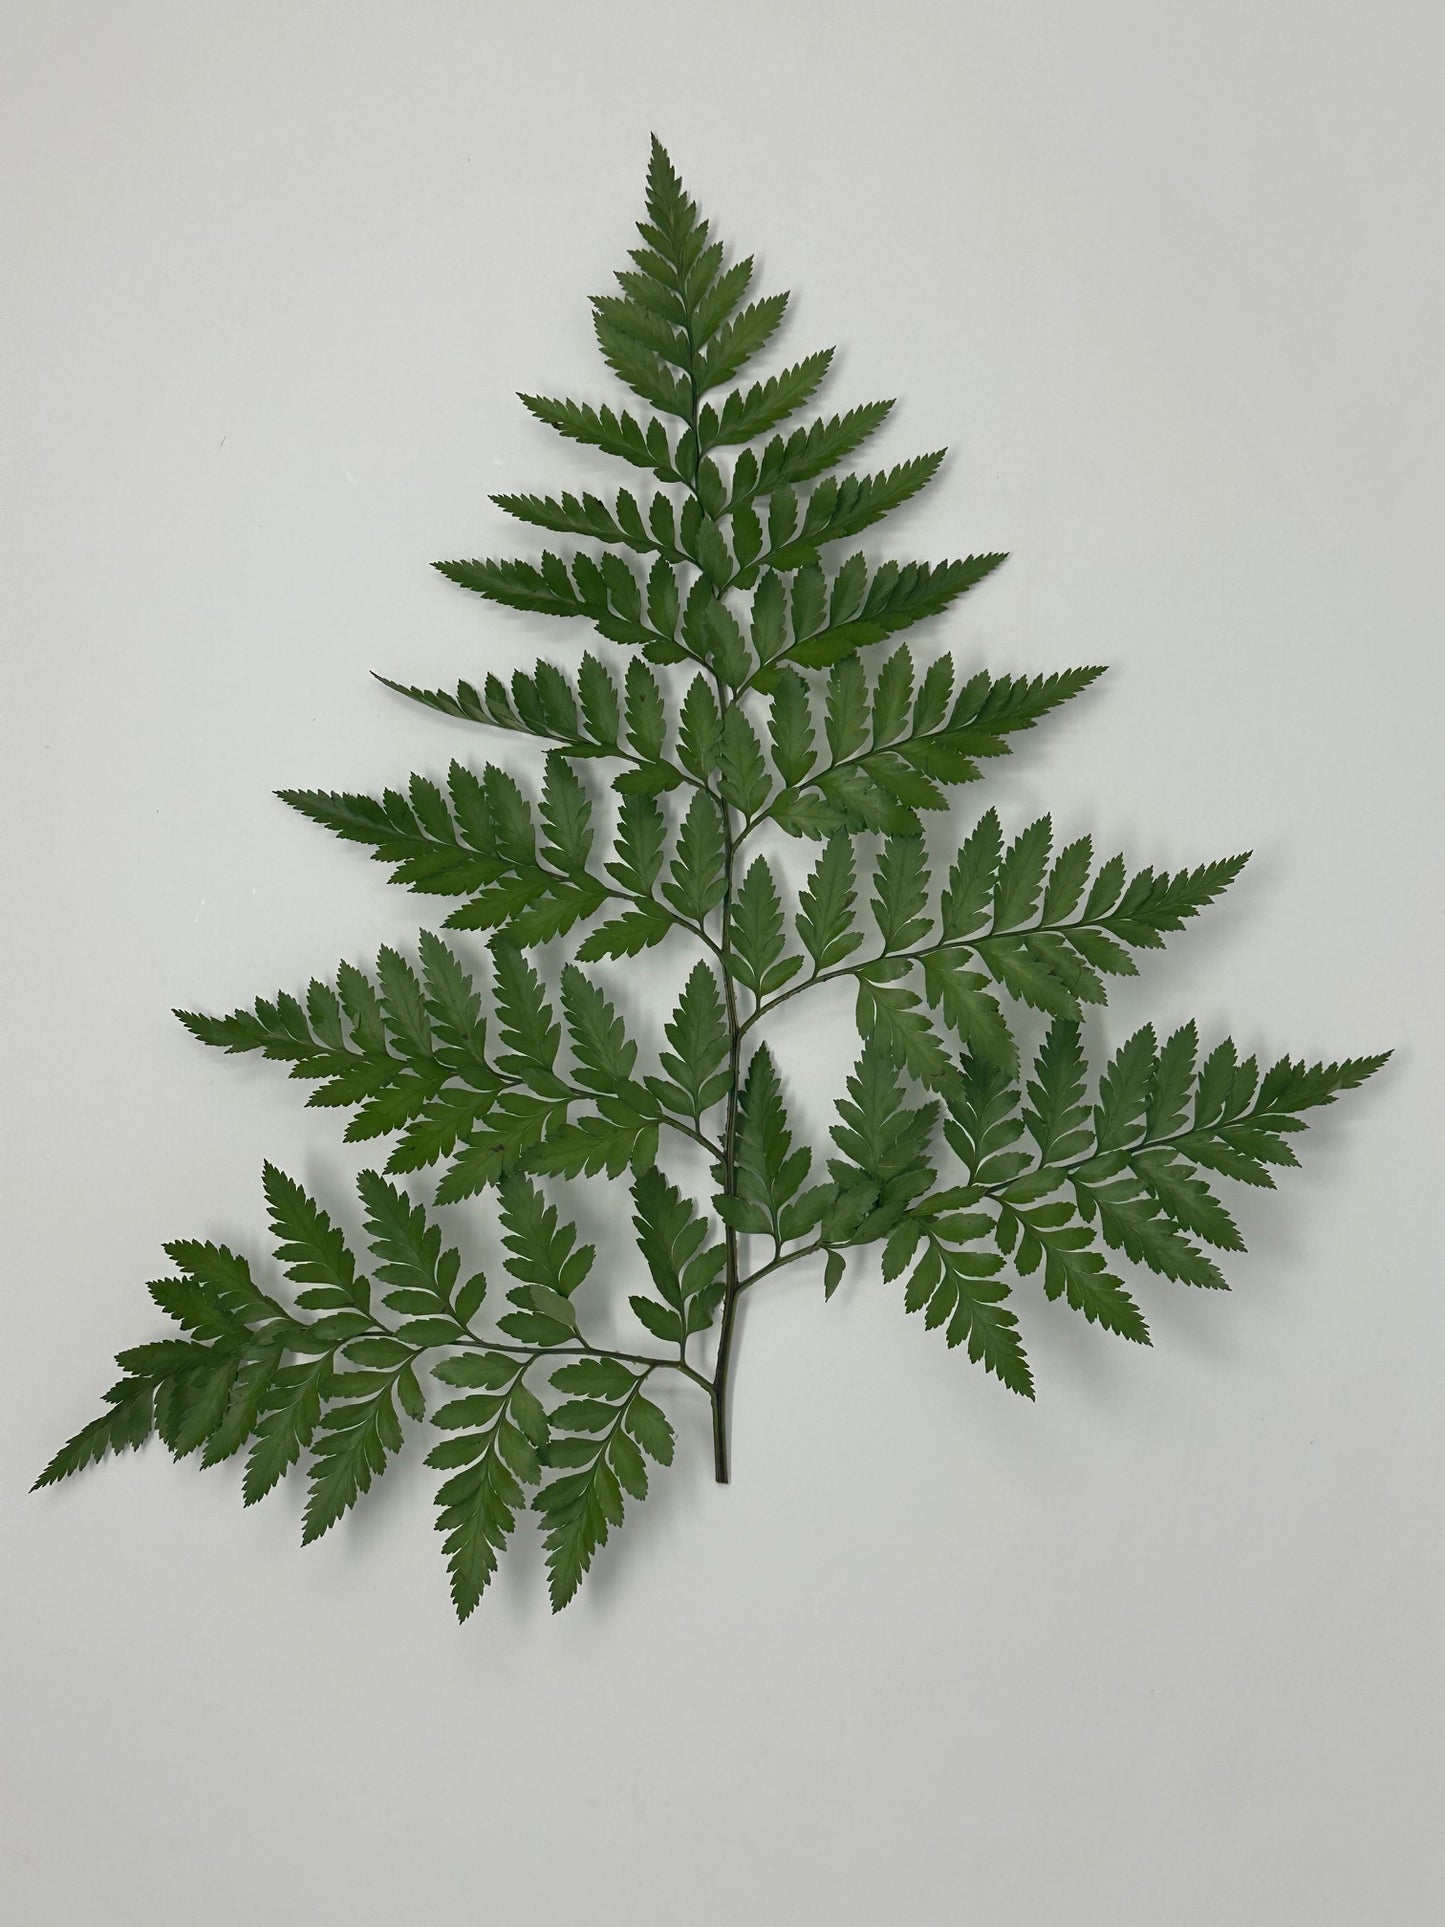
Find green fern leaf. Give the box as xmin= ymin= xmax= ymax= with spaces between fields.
xmin=699 ymin=350 xmax=835 ymax=451
xmin=629 ymin=1165 xmax=726 ymax=1343
xmin=34 ymin=1377 xmax=157 ymax=1489
xmin=718 ymin=704 xmax=772 ymax=817
xmin=795 ymin=834 xmax=863 ymax=971
xmin=766 ymin=668 xmax=817 ymax=786
xmin=489 ymin=941 xmax=563 ymax=1091
xmin=1022 ymin=1019 xmax=1092 ymax=1164
xmin=519 ymin=393 xmax=677 ymax=478
xmin=722 ymin=1045 xmax=814 ymax=1240
xmin=731 ymin=402 xmax=895 ymax=501
xmin=430 ymin=1358 xmax=540 ymax=1620
xmin=920 ymin=953 xmax=1016 ymax=1071
xmin=996 ymin=1195 xmax=1149 ymax=1344
xmin=647 ymin=961 xmax=730 ymax=1124
xmin=662 ymin=789 xmax=727 ymax=921
xmin=786 ymin=555 xmax=1007 ymax=673
xmin=263 ymin=1163 xmax=369 ymax=1313
xmin=1094 ymin=1026 xmax=1159 ymax=1152
xmin=729 ymin=858 xmax=801 ymax=999
xmin=900 ymin=1230 xmax=1032 ymax=1395
xmin=871 ymin=836 xmax=933 ymax=952
xmin=766 ymin=454 xmax=946 ymax=568
xmin=697 ymin=293 xmax=790 ymax=391
xmin=357 ymin=1169 xmax=477 ymax=1328
xmin=302 ymin=1371 xmax=408 ymax=1543
xmin=536 ymin=1358 xmax=673 ymax=1607
xmin=42 ymin=136 xmax=1388 ymax=1622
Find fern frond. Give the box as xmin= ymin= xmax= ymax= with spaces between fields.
xmin=749 ymin=551 xmax=1008 ymax=680
xmin=730 ymin=402 xmax=896 ymax=501
xmin=519 ymin=393 xmax=678 ymax=479
xmin=699 ymin=350 xmax=836 ymax=451
xmin=760 ymin=453 xmax=946 ymax=570
xmin=42 ymin=136 xmax=1388 ymax=1623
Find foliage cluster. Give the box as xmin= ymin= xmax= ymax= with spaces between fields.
xmin=39 ymin=143 xmax=1385 ymax=1616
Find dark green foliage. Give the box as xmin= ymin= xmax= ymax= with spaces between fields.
xmin=723 ymin=1046 xmax=822 ymax=1247
xmin=41 ymin=139 xmax=1386 ymax=1619
xmin=430 ymin=1352 xmax=545 ymax=1620
xmin=538 ymin=1357 xmax=674 ymax=1611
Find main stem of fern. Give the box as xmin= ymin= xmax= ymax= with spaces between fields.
xmin=680 ymin=316 xmax=741 ymax=1487
xmin=710 ymin=802 xmax=743 ymax=1486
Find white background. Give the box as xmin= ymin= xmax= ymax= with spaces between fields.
xmin=3 ymin=4 xmax=1442 ymax=1922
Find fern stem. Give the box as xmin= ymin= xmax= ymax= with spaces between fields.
xmin=710 ymin=807 xmax=743 ymax=1485
xmin=680 ymin=293 xmax=742 ymax=1486
xmin=449 ymin=1330 xmax=712 ymax=1395
xmin=737 ymin=910 xmax=1116 ymax=1039
xmin=737 ymin=1238 xmax=827 ymax=1293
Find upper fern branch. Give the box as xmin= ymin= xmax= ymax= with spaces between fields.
xmin=749 ymin=812 xmax=1249 ymax=1078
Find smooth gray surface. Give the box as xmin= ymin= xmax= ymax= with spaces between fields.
xmin=3 ymin=3 xmax=1441 ymax=1922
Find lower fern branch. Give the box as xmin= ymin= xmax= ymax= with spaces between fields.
xmin=455 ymin=1331 xmax=713 ymax=1396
